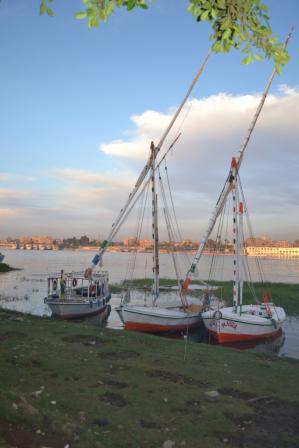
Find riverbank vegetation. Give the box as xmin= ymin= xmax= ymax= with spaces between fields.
xmin=110 ymin=279 xmax=299 ymax=316
xmin=0 ymin=308 xmax=298 ymax=447
xmin=0 ymin=263 xmax=17 ymax=273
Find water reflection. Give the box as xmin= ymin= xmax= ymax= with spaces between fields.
xmin=204 ymin=328 xmax=286 ymax=356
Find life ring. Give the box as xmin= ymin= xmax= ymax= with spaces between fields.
xmin=213 ymin=310 xmax=222 ymax=320
xmin=72 ymin=278 xmax=77 ymax=287
xmin=52 ymin=279 xmax=57 ymax=291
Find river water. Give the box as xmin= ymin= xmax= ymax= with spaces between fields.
xmin=1 ymin=250 xmax=298 ymax=359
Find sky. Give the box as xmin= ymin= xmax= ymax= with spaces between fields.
xmin=0 ymin=0 xmax=299 ymax=242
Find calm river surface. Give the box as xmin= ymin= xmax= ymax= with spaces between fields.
xmin=1 ymin=250 xmax=298 ymax=359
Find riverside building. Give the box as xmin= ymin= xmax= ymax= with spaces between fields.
xmin=246 ymin=246 xmax=299 ymax=258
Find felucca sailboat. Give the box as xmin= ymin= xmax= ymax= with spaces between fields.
xmin=82 ymin=50 xmax=213 ymax=332
xmin=200 ymin=156 xmax=286 ymax=343
xmin=180 ymin=31 xmax=292 ymax=343
xmin=116 ymin=142 xmax=203 ymax=333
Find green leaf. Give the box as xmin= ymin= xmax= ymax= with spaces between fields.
xmin=106 ymin=3 xmax=115 ymax=16
xmin=222 ymin=28 xmax=232 ymax=39
xmin=211 ymin=8 xmax=218 ymax=19
xmin=275 ymin=63 xmax=282 ymax=76
xmin=216 ymin=0 xmax=225 ymax=9
xmin=39 ymin=2 xmax=46 ymax=15
xmin=259 ymin=3 xmax=268 ymax=12
xmin=200 ymin=9 xmax=210 ymax=21
xmin=254 ymin=53 xmax=263 ymax=61
xmin=75 ymin=11 xmax=88 ymax=19
xmin=242 ymin=53 xmax=254 ymax=65
xmin=99 ymin=10 xmax=107 ymax=21
xmin=127 ymin=0 xmax=137 ymax=11
xmin=46 ymin=7 xmax=53 ymax=17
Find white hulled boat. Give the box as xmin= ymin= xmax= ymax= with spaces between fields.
xmin=116 ymin=143 xmax=203 ymax=333
xmin=81 ymin=52 xmax=213 ymax=332
xmin=179 ymin=48 xmax=291 ymax=343
xmin=117 ymin=305 xmax=201 ymax=333
xmin=202 ymin=304 xmax=285 ymax=343
xmin=44 ymin=270 xmax=111 ymax=319
xmin=200 ymin=157 xmax=286 ymax=343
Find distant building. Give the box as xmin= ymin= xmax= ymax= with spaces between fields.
xmin=139 ymin=239 xmax=152 ymax=249
xmin=31 ymin=235 xmax=54 ymax=245
xmin=19 ymin=236 xmax=32 ymax=244
xmin=123 ymin=237 xmax=138 ymax=246
xmin=246 ymin=246 xmax=299 ymax=258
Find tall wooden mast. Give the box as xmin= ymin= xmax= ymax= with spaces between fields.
xmin=150 ymin=142 xmax=160 ymax=305
xmin=232 ymin=157 xmax=239 ymax=313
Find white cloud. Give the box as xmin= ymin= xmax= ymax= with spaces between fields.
xmin=0 ymin=208 xmax=20 ymax=217
xmin=55 ymin=168 xmax=137 ymax=189
xmin=1 ymin=86 xmax=298 ymax=240
xmin=97 ymin=85 xmax=299 ymax=240
xmin=0 ymin=189 xmax=33 ymax=199
xmin=0 ymin=173 xmax=35 ymax=182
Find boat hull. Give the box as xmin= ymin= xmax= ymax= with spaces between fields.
xmin=116 ymin=305 xmax=201 ymax=333
xmin=202 ymin=305 xmax=286 ymax=344
xmin=45 ymin=296 xmax=111 ymax=320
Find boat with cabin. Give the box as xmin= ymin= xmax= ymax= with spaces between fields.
xmin=44 ymin=270 xmax=111 ymax=319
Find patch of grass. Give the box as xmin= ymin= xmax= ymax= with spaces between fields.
xmin=0 ymin=308 xmax=298 ymax=447
xmin=213 ymin=281 xmax=299 ymax=316
xmin=0 ymin=263 xmax=19 ymax=273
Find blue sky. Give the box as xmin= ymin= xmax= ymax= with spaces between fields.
xmin=1 ymin=0 xmax=299 ymax=240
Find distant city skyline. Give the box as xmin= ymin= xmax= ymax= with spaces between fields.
xmin=1 ymin=1 xmax=299 ymax=240
xmin=1 ymin=234 xmax=298 ymax=245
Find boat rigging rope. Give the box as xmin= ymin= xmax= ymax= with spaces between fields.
xmin=124 ymin=180 xmax=150 ymax=286
xmin=164 ymin=160 xmax=193 ymax=270
xmin=207 ymin=197 xmax=227 ymax=283
xmin=220 ymin=196 xmax=231 ymax=283
xmin=158 ymin=169 xmax=183 ymax=288
xmin=181 ymin=29 xmax=293 ymax=289
xmin=85 ymin=49 xmax=213 ymax=277
xmin=238 ymin=175 xmax=265 ymax=284
xmin=108 ymin=134 xmax=183 ymax=245
xmin=158 ymin=167 xmax=190 ymax=308
xmin=237 ymin=174 xmax=262 ymax=303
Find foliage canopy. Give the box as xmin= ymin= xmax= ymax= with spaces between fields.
xmin=40 ymin=0 xmax=289 ymax=72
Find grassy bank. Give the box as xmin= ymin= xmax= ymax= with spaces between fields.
xmin=110 ymin=279 xmax=299 ymax=316
xmin=0 ymin=309 xmax=298 ymax=448
xmin=0 ymin=263 xmax=17 ymax=273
